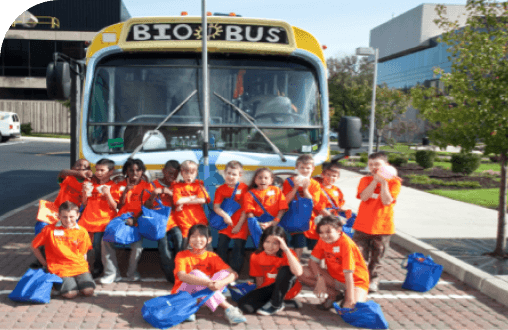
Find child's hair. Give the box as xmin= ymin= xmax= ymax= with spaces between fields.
xmin=225 ymin=160 xmax=243 ymax=172
xmin=185 ymin=224 xmax=212 ymax=250
xmin=181 ymin=160 xmax=198 ymax=171
xmin=322 ymin=161 xmax=341 ymax=175
xmin=96 ymin=158 xmax=115 ymax=171
xmin=58 ymin=201 xmax=79 ymax=214
xmin=316 ymin=215 xmax=343 ymax=235
xmin=368 ymin=152 xmax=388 ymax=162
xmin=164 ymin=160 xmax=180 ymax=172
xmin=255 ymin=226 xmax=288 ymax=258
xmin=296 ymin=154 xmax=315 ymax=167
xmin=122 ymin=158 xmax=146 ymax=176
xmin=248 ymin=167 xmax=274 ymax=190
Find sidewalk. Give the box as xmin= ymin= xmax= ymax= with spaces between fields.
xmin=1 ymin=189 xmax=508 ymax=329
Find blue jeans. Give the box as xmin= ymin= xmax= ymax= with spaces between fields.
xmin=158 ymin=227 xmax=183 ymax=282
xmin=92 ymin=232 xmax=104 ymax=275
xmin=217 ymin=234 xmax=246 ymax=274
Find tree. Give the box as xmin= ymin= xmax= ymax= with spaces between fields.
xmin=411 ymin=0 xmax=508 ymax=257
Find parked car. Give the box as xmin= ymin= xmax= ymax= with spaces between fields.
xmin=0 ymin=112 xmax=21 ymax=142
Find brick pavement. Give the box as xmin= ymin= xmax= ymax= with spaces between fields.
xmin=1 ymin=202 xmax=508 ymax=329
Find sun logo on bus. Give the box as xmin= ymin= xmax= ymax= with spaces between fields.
xmin=194 ymin=23 xmax=223 ymax=40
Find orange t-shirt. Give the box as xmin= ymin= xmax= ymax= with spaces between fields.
xmin=311 ymin=234 xmax=369 ymax=291
xmin=173 ymin=181 xmax=211 ymax=238
xmin=114 ymin=180 xmax=154 ymax=218
xmin=353 ymin=176 xmax=401 ymax=235
xmin=79 ymin=180 xmax=117 ymax=233
xmin=32 ymin=222 xmax=92 ymax=277
xmin=172 ymin=250 xmax=230 ymax=293
xmin=54 ymin=176 xmax=84 ymax=208
xmin=214 ymin=182 xmax=249 ymax=240
xmin=249 ymin=249 xmax=302 ymax=299
xmin=305 ymin=184 xmax=344 ymax=240
xmin=152 ymin=179 xmax=177 ymax=232
xmin=243 ymin=186 xmax=288 ymax=218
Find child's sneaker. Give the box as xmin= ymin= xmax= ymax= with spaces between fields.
xmin=123 ymin=272 xmax=141 ymax=282
xmin=257 ymin=302 xmax=284 ymax=316
xmin=224 ymin=306 xmax=247 ymax=324
xmin=99 ymin=273 xmax=122 ymax=284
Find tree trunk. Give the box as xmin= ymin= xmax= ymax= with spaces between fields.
xmin=493 ymin=150 xmax=507 ymax=256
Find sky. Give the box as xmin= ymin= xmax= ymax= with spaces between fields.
xmin=1 ymin=0 xmax=469 ymax=60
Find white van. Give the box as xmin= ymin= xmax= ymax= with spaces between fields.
xmin=0 ymin=112 xmax=21 ymax=142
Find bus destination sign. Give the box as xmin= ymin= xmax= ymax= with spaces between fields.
xmin=126 ymin=23 xmax=289 ymax=44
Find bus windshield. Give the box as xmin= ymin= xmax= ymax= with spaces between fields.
xmin=87 ymin=56 xmax=323 ymax=155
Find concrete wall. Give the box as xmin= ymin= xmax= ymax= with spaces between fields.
xmin=0 ymin=100 xmax=70 ymax=134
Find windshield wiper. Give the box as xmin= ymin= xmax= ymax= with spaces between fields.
xmin=214 ymin=92 xmax=287 ymax=162
xmin=129 ymin=90 xmax=197 ymax=158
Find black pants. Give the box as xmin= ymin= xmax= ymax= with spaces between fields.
xmin=237 ymin=266 xmax=296 ymax=313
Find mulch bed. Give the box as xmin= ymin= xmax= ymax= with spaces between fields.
xmin=339 ymin=163 xmax=500 ymax=191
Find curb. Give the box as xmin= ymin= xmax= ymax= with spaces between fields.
xmin=393 ymin=230 xmax=508 ymax=308
xmin=19 ymin=136 xmax=70 ymax=143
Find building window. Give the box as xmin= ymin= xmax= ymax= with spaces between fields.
xmin=0 ymin=88 xmax=50 ymax=100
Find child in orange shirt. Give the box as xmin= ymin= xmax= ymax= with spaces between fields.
xmin=79 ymin=158 xmax=117 ymax=279
xmin=54 ymin=159 xmax=93 ymax=208
xmin=214 ymin=161 xmax=249 ymax=274
xmin=145 ymin=160 xmax=182 ymax=283
xmin=173 ymin=224 xmax=247 ymax=324
xmin=299 ymin=216 xmax=369 ymax=310
xmin=100 ymin=158 xmax=154 ymax=284
xmin=237 ymin=226 xmax=303 ymax=316
xmin=283 ymin=154 xmax=326 ymax=259
xmin=353 ymin=152 xmax=401 ymax=293
xmin=30 ymin=201 xmax=95 ymax=299
xmin=243 ymin=168 xmax=288 ymax=231
xmin=172 ymin=160 xmax=210 ymax=240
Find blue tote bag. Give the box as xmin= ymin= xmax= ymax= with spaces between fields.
xmin=209 ymin=183 xmax=241 ymax=230
xmin=229 ymin=282 xmax=257 ymax=302
xmin=279 ymin=178 xmax=313 ymax=233
xmin=9 ymin=268 xmax=63 ymax=304
xmin=334 ymin=301 xmax=389 ymax=329
xmin=247 ymin=192 xmax=275 ymax=248
xmin=138 ymin=194 xmax=171 ymax=241
xmin=402 ymin=253 xmax=443 ymax=292
xmin=323 ymin=190 xmax=356 ymax=238
xmin=103 ymin=212 xmax=141 ymax=245
xmin=142 ymin=288 xmax=215 ymax=329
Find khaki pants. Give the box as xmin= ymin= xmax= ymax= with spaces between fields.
xmin=352 ymin=230 xmax=391 ymax=284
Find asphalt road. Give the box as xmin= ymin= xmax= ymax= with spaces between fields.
xmin=0 ymin=138 xmax=70 ymax=216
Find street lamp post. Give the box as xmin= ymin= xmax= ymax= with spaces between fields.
xmin=356 ymin=47 xmax=379 ymax=156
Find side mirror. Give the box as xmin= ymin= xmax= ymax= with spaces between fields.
xmin=46 ymin=61 xmax=71 ymax=100
xmin=338 ymin=116 xmax=362 ymax=149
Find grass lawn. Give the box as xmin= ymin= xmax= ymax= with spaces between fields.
xmin=23 ymin=133 xmax=70 ymax=139
xmin=427 ymin=188 xmax=505 ymax=210
xmin=415 ymin=161 xmax=501 ymax=173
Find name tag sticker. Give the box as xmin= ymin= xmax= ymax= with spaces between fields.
xmin=236 ymin=190 xmax=242 ymax=195
xmin=371 ymin=193 xmax=379 ymax=199
xmin=54 ymin=230 xmax=64 ymax=236
xmin=333 ymin=191 xmax=339 ymax=196
xmin=267 ymin=273 xmax=277 ymax=279
xmin=333 ymin=246 xmax=340 ymax=253
xmin=267 ymin=191 xmax=275 ymax=196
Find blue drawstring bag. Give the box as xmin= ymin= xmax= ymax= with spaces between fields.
xmin=229 ymin=282 xmax=257 ymax=302
xmin=279 ymin=178 xmax=313 ymax=233
xmin=247 ymin=192 xmax=275 ymax=248
xmin=9 ymin=268 xmax=63 ymax=304
xmin=209 ymin=183 xmax=241 ymax=230
xmin=334 ymin=301 xmax=389 ymax=329
xmin=142 ymin=288 xmax=214 ymax=329
xmin=402 ymin=253 xmax=443 ymax=292
xmin=103 ymin=212 xmax=141 ymax=245
xmin=138 ymin=196 xmax=171 ymax=241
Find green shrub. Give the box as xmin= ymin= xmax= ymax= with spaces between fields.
xmin=359 ymin=152 xmax=368 ymax=163
xmin=415 ymin=150 xmax=436 ymax=169
xmin=388 ymin=154 xmax=408 ymax=167
xmin=489 ymin=155 xmax=500 ymax=163
xmin=21 ymin=122 xmax=33 ymax=135
xmin=451 ymin=153 xmax=481 ymax=175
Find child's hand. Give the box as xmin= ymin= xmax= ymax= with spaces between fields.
xmin=260 ymin=221 xmax=277 ymax=230
xmin=176 ymin=205 xmax=183 ymax=212
xmin=342 ymin=298 xmax=355 ymax=309
xmin=223 ymin=215 xmax=233 ymax=227
xmin=373 ymin=172 xmax=385 ymax=183
xmin=126 ymin=183 xmax=135 ymax=192
xmin=313 ymin=276 xmax=328 ymax=300
xmin=101 ymin=185 xmax=111 ymax=195
xmin=301 ymin=178 xmax=310 ymax=190
xmin=231 ymin=224 xmax=241 ymax=234
xmin=273 ymin=235 xmax=289 ymax=252
xmin=207 ymin=280 xmax=223 ymax=291
xmin=79 ymin=170 xmax=93 ymax=180
xmin=293 ymin=176 xmax=304 ymax=187
xmin=153 ymin=188 xmax=163 ymax=196
xmin=164 ymin=187 xmax=173 ymax=196
xmin=125 ymin=218 xmax=134 ymax=226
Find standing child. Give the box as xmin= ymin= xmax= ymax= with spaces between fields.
xmin=353 ymin=152 xmax=401 ymax=292
xmin=30 ymin=201 xmax=95 ymax=299
xmin=214 ymin=161 xmax=249 ymax=274
xmin=299 ymin=216 xmax=369 ymax=310
xmin=172 ymin=224 xmax=247 ymax=324
xmin=100 ymin=158 xmax=153 ymax=284
xmin=172 ymin=160 xmax=210 ymax=241
xmin=283 ymin=154 xmax=326 ymax=259
xmin=243 ymin=168 xmax=288 ymax=231
xmin=78 ymin=158 xmax=117 ymax=278
xmin=145 ymin=160 xmax=182 ymax=283
xmin=237 ymin=226 xmax=303 ymax=315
